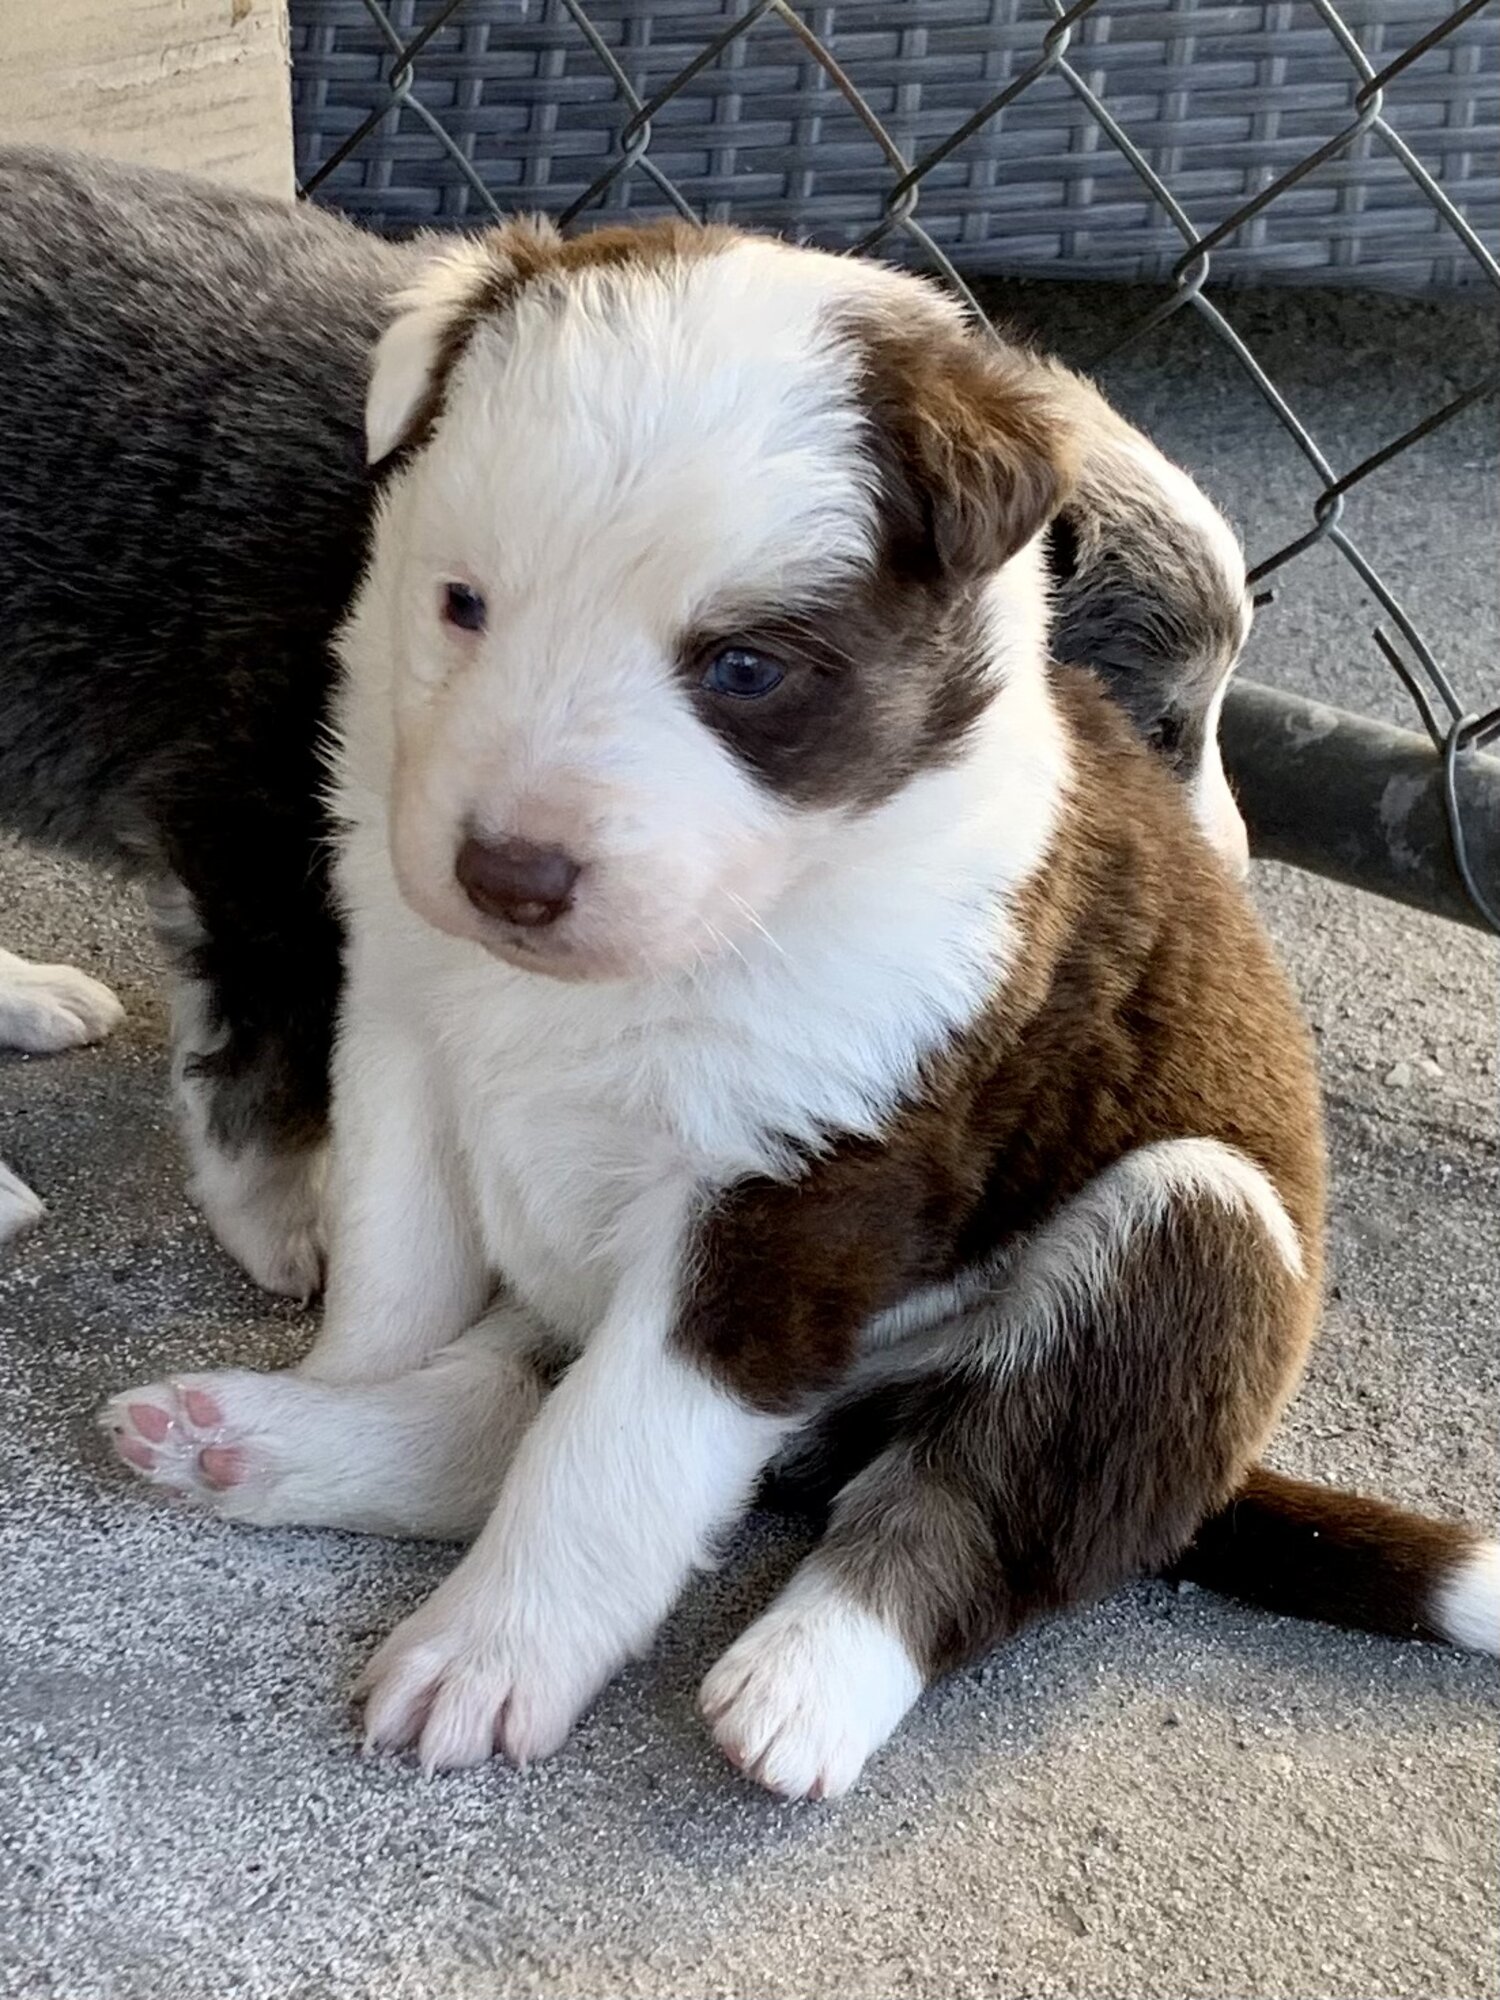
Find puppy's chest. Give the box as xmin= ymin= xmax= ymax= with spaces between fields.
xmin=439 ymin=995 xmax=796 ymax=1339
xmin=452 ymin=1076 xmax=675 ymax=1336
xmin=426 ymin=930 xmax=979 ymax=1339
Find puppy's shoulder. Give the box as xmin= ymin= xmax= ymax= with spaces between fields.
xmin=946 ymin=660 xmax=1325 ymax=1244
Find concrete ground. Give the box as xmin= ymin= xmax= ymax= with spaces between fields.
xmin=1 ymin=285 xmax=1496 ymax=2000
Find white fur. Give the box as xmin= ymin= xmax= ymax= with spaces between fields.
xmin=701 ymin=1563 xmax=924 ymax=1799
xmin=1430 ymin=1541 xmax=1500 ymax=1654
xmin=114 ymin=235 xmax=1071 ymax=1776
xmin=0 ymin=946 xmax=123 ymax=1253
xmin=857 ymin=1136 xmax=1305 ymax=1395
xmin=364 ymin=235 xmax=500 ymax=465
xmin=298 ymin=920 xmax=490 ymax=1385
xmin=0 ymin=1157 xmax=46 ymax=1248
xmin=1008 ymin=1136 xmax=1305 ymax=1348
xmin=359 ymin=1198 xmax=791 ymax=1770
xmin=0 ymin=945 xmax=122 ymax=1051
xmin=100 ymin=1304 xmax=544 ymax=1537
xmin=185 ymin=1135 xmax=326 ymax=1303
xmin=1190 ymin=674 xmax=1250 ymax=879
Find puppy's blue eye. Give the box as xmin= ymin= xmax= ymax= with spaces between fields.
xmin=702 ymin=647 xmax=784 ymax=700
xmin=442 ymin=582 xmax=487 ymax=633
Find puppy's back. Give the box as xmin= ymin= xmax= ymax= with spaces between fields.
xmin=0 ymin=148 xmax=419 ymax=857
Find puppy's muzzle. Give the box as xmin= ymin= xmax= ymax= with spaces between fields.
xmin=456 ymin=834 xmax=581 ymax=928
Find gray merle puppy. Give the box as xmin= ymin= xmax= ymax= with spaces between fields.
xmin=0 ymin=146 xmax=1250 ymax=1285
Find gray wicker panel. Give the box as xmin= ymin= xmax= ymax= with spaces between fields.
xmin=290 ymin=0 xmax=1499 ymax=290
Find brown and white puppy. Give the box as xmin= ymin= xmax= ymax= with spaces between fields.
xmin=0 ymin=148 xmax=1252 ymax=1270
xmin=103 ymin=222 xmax=1497 ymax=1798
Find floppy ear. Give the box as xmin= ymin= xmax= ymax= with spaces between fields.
xmin=364 ymin=220 xmax=563 ymax=466
xmin=857 ymin=318 xmax=1079 ymax=585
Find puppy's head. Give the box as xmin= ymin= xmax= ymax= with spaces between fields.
xmin=350 ymin=221 xmax=1075 ymax=983
xmin=1042 ymin=375 xmax=1253 ymax=875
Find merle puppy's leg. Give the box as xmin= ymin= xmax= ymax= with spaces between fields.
xmin=0 ymin=945 xmax=125 ymax=1245
xmin=702 ymin=1139 xmax=1313 ymax=1799
xmin=147 ymin=871 xmax=338 ymax=1299
xmin=109 ymin=884 xmax=492 ymax=1537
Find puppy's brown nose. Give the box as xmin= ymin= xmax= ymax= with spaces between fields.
xmin=455 ymin=835 xmax=580 ymax=928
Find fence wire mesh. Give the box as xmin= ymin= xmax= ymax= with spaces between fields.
xmin=292 ymin=0 xmax=1500 ymax=929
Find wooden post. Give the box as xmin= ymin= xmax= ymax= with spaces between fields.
xmin=0 ymin=0 xmax=293 ymax=198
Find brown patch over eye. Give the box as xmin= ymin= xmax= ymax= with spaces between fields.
xmin=678 ymin=584 xmax=992 ymax=812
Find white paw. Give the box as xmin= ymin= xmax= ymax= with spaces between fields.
xmin=225 ymin=1208 xmax=325 ymax=1303
xmin=0 ymin=956 xmax=124 ymax=1053
xmin=190 ymin=1142 xmax=327 ymax=1300
xmin=358 ymin=1577 xmax=609 ymax=1774
xmin=99 ymin=1371 xmax=295 ymax=1522
xmin=699 ymin=1569 xmax=924 ymax=1801
xmin=0 ymin=1158 xmax=47 ymax=1247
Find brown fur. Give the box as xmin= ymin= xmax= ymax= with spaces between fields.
xmin=843 ymin=302 xmax=1079 ymax=585
xmin=811 ymin=1195 xmax=1305 ymax=1675
xmin=1173 ymin=1466 xmax=1486 ymax=1642
xmin=676 ymin=673 xmax=1326 ymax=1676
xmin=677 ymin=586 xmax=997 ymax=812
xmin=676 ymin=306 xmax=1078 ymax=810
xmin=678 ymin=673 xmax=1323 ymax=1415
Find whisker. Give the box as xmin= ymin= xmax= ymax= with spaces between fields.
xmin=700 ymin=918 xmax=750 ymax=970
xmin=725 ymin=891 xmax=785 ymax=957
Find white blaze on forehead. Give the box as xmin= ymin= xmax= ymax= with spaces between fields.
xmin=410 ymin=240 xmax=914 ymax=630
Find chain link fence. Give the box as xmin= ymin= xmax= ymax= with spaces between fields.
xmin=290 ymin=0 xmax=1500 ymax=929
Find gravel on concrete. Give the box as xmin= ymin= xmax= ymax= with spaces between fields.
xmin=1 ymin=285 xmax=1496 ymax=2000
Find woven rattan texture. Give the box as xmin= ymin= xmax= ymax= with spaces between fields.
xmin=291 ymin=0 xmax=1498 ymax=290
xmin=289 ymin=0 xmax=1500 ymax=923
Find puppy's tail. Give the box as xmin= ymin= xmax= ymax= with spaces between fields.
xmin=1171 ymin=1465 xmax=1499 ymax=1654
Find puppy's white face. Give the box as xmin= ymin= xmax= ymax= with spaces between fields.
xmin=354 ymin=227 xmax=1070 ymax=984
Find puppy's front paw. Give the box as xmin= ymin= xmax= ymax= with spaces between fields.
xmin=357 ymin=1583 xmax=609 ymax=1774
xmin=0 ymin=957 xmax=124 ymax=1053
xmin=700 ymin=1571 xmax=923 ymax=1800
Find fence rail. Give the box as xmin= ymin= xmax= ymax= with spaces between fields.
xmin=291 ymin=0 xmax=1500 ymax=929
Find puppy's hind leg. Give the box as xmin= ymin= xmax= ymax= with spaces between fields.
xmin=148 ymin=874 xmax=336 ymax=1300
xmin=100 ymin=1302 xmax=550 ymax=1538
xmin=702 ymin=1139 xmax=1314 ymax=1799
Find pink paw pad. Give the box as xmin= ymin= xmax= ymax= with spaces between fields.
xmin=183 ymin=1388 xmax=223 ymax=1430
xmin=127 ymin=1401 xmax=172 ymax=1444
xmin=117 ymin=1436 xmax=158 ymax=1473
xmin=197 ymin=1444 xmax=246 ymax=1490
